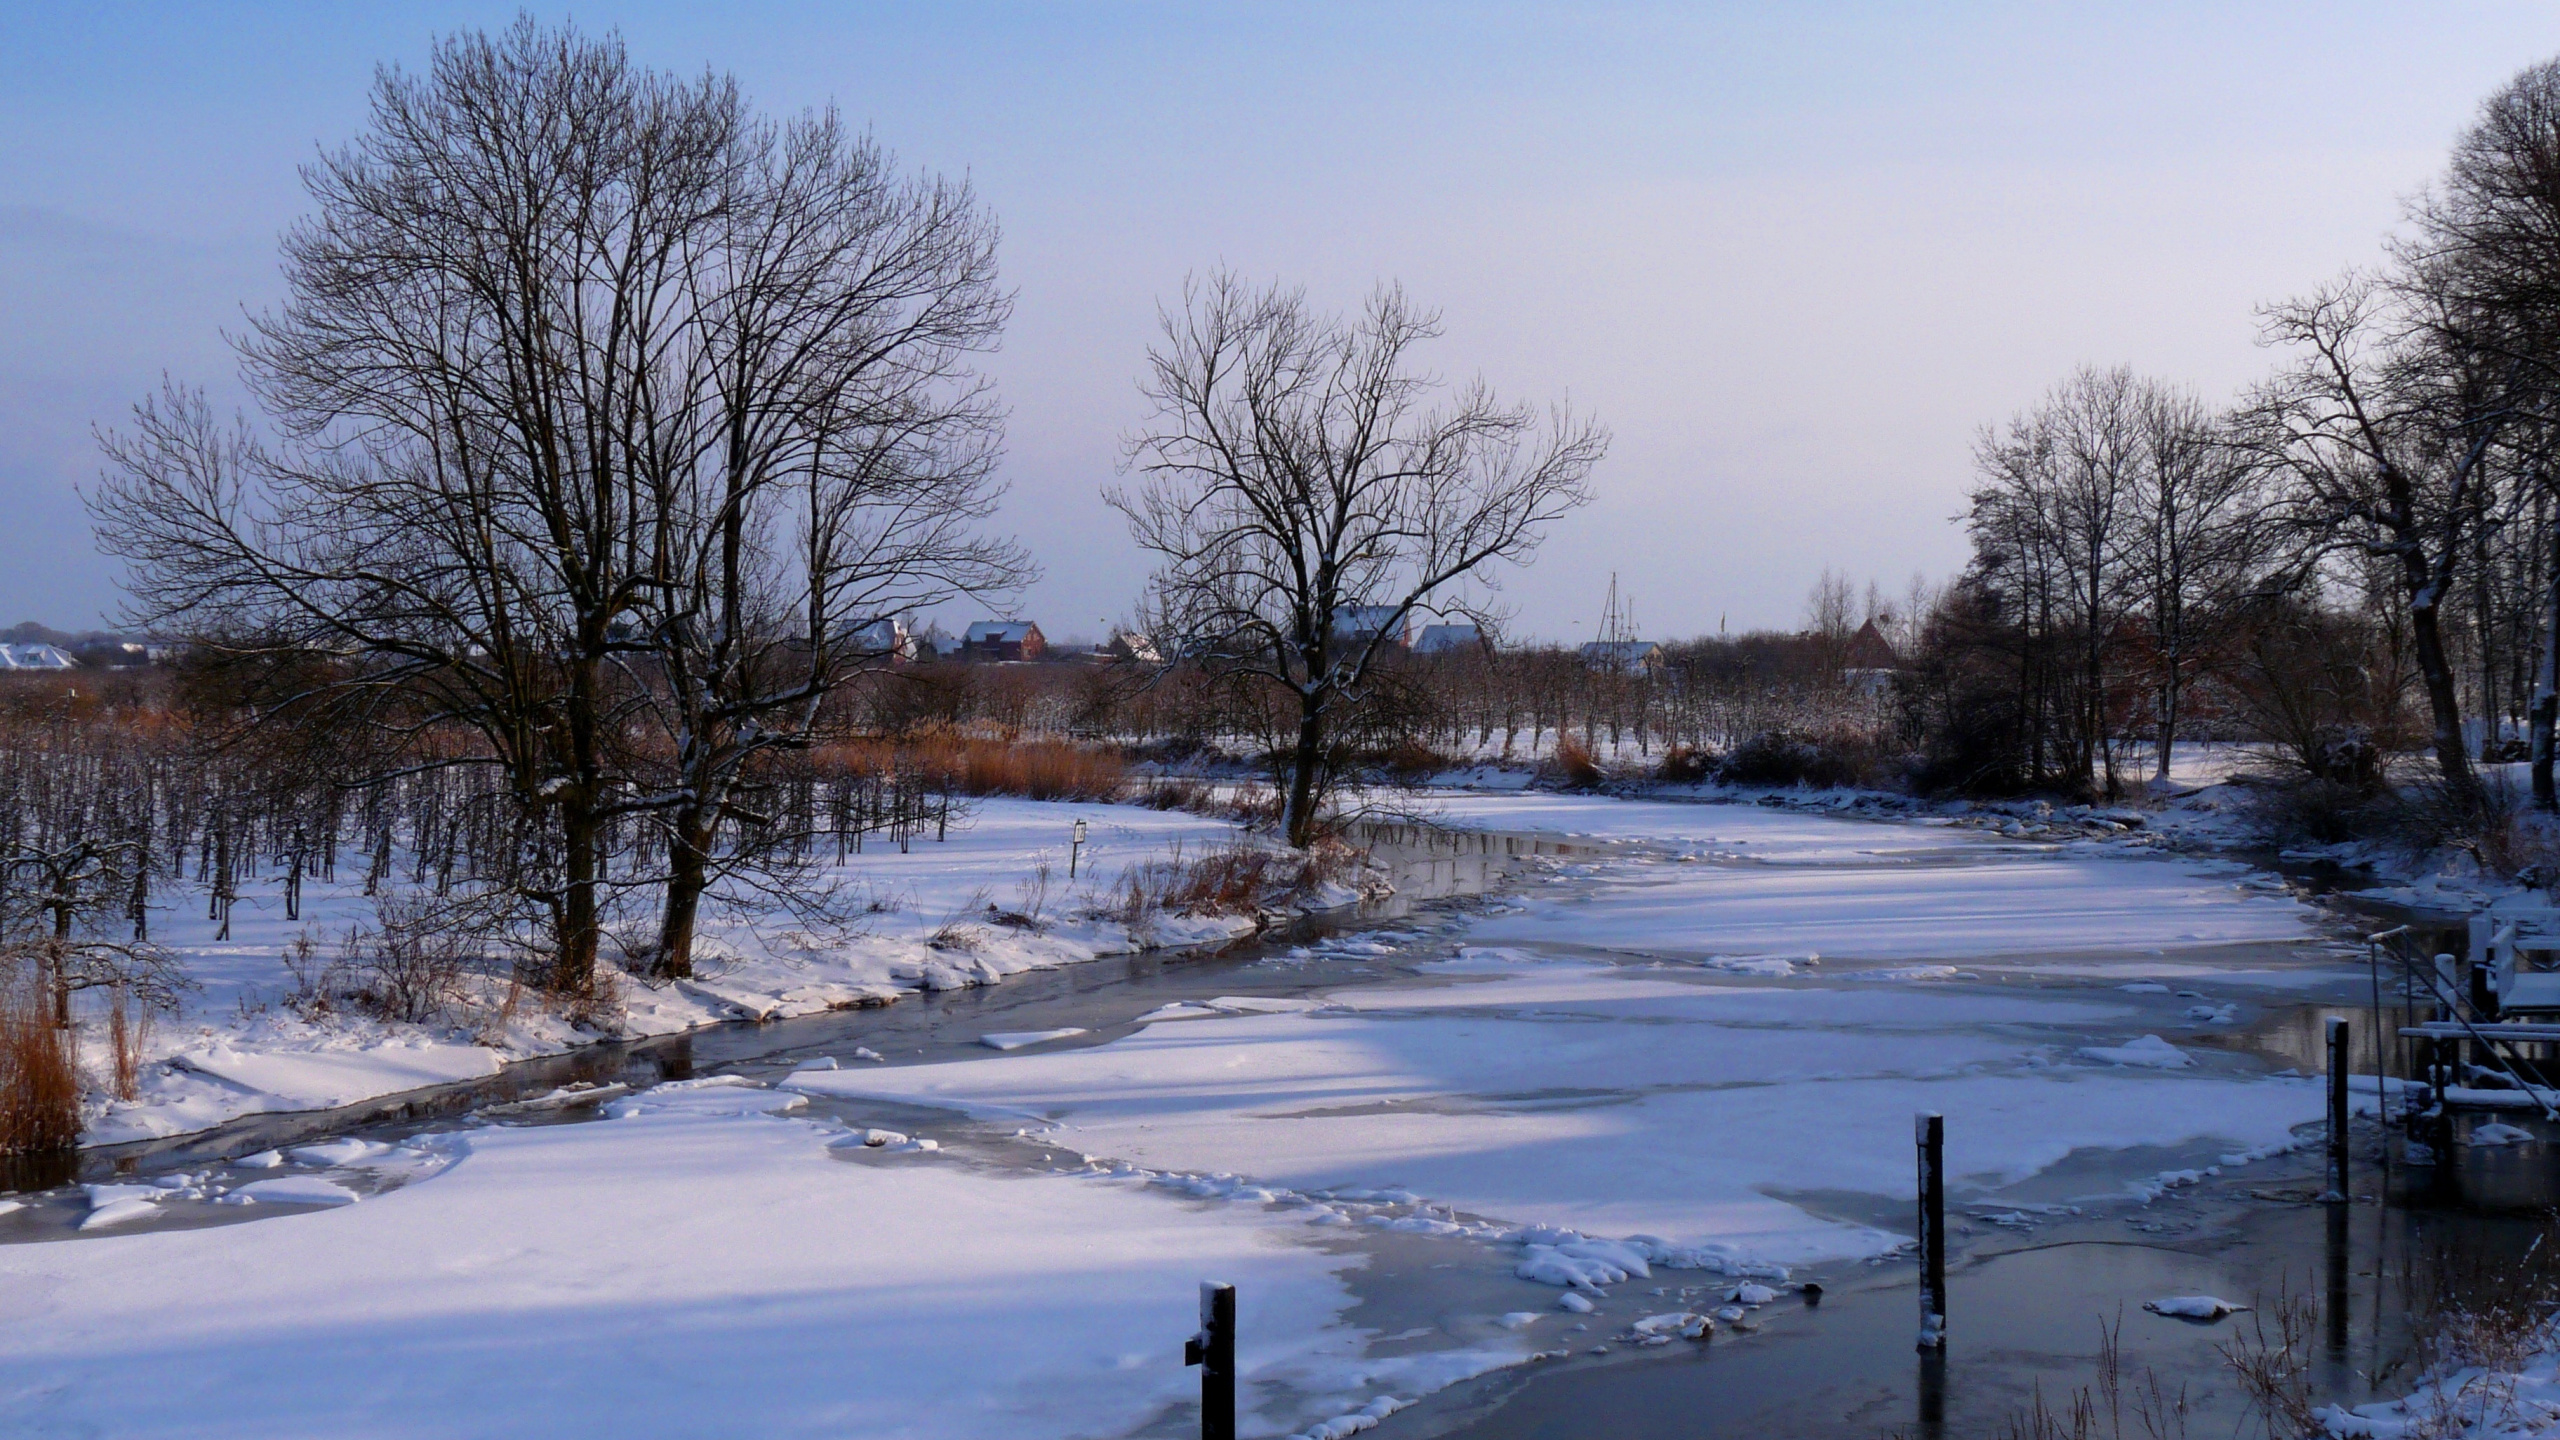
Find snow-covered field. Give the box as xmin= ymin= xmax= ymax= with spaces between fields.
xmin=93 ymin=798 xmax=1263 ymax=1146
xmin=10 ymin=788 xmax=2371 ymax=1439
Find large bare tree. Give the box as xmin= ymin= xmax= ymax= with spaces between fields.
xmin=92 ymin=21 xmax=1020 ymax=991
xmin=1112 ymin=274 xmax=1606 ymax=846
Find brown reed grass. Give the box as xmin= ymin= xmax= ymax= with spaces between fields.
xmin=0 ymin=969 xmax=80 ymax=1153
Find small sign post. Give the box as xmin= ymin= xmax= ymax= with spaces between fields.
xmin=1185 ymin=1281 xmax=1235 ymax=1440
xmin=1070 ymin=818 xmax=1088 ymax=880
xmin=1916 ymin=1112 xmax=1945 ymax=1351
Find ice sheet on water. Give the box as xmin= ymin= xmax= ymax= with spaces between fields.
xmin=2471 ymin=1122 xmax=2534 ymax=1146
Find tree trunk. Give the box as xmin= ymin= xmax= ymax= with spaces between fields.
xmin=653 ymin=811 xmax=716 ymax=980
xmin=2155 ymin=659 xmax=2179 ymax=784
xmin=553 ymin=801 xmax=602 ymax=995
xmin=2411 ymin=597 xmax=2478 ymax=794
xmin=2537 ymin=516 xmax=2560 ymax=810
xmin=1283 ymin=697 xmax=1325 ymax=849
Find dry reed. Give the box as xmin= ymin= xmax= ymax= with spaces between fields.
xmin=0 ymin=971 xmax=79 ymax=1153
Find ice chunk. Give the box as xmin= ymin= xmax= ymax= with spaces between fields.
xmin=1495 ymin=1312 xmax=1542 ymax=1330
xmin=234 ymin=1150 xmax=285 ymax=1169
xmin=232 ymin=1176 xmax=361 ymax=1207
xmin=2470 ymin=1122 xmax=2534 ymax=1146
xmin=852 ymin=1047 xmax=886 ymax=1063
xmin=1556 ymin=1291 xmax=1594 ymax=1313
xmin=2143 ymin=1295 xmax=2248 ymax=1320
xmin=78 ymin=1198 xmax=161 ymax=1231
xmin=1627 ymin=1311 xmax=1709 ymax=1340
xmin=979 ymin=1028 xmax=1089 ymax=1051
xmin=287 ymin=1138 xmax=395 ymax=1168
xmin=1728 ymin=1283 xmax=1778 ymax=1306
xmin=2078 ymin=1035 xmax=2194 ymax=1069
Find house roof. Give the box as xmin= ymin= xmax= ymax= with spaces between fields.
xmin=1842 ymin=618 xmax=1901 ymax=669
xmin=964 ymin=621 xmax=1038 ymax=644
xmin=0 ymin=644 xmax=75 ymax=670
xmin=1413 ymin=623 xmax=1481 ymax=653
xmin=1331 ymin=605 xmax=1403 ymax=630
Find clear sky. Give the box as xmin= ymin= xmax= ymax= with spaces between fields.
xmin=6 ymin=3 xmax=2558 ymax=643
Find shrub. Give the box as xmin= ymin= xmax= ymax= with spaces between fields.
xmin=1718 ymin=731 xmax=1869 ymax=789
xmin=1373 ymin=740 xmax=1454 ymax=786
xmin=2236 ymin=775 xmax=2381 ymax=848
xmin=1656 ymin=745 xmax=1712 ymax=784
xmin=1549 ymin=738 xmax=1604 ymax=789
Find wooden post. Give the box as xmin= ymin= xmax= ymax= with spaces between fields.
xmin=1916 ymin=1112 xmax=1945 ymax=1350
xmin=2326 ymin=1016 xmax=2351 ymax=1203
xmin=1185 ymin=1280 xmax=1235 ymax=1440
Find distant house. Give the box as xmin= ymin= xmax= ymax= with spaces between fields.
xmin=849 ymin=617 xmax=919 ymax=663
xmin=1101 ymin=629 xmax=1162 ymax=665
xmin=1579 ymin=639 xmax=1662 ymax=674
xmin=1331 ymin=605 xmax=1407 ymax=649
xmin=961 ymin=620 xmax=1046 ymax=663
xmin=1840 ymin=618 xmax=1902 ymax=696
xmin=0 ymin=644 xmax=76 ymax=671
xmin=1412 ymin=622 xmax=1483 ymax=656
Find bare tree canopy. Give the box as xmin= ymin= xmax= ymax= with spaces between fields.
xmin=1112 ymin=272 xmax=1606 ymax=845
xmin=91 ymin=18 xmax=1020 ymax=990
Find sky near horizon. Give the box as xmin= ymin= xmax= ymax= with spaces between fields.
xmin=5 ymin=3 xmax=2557 ymax=644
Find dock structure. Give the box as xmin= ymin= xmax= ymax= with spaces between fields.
xmin=2383 ymin=900 xmax=2560 ymax=1120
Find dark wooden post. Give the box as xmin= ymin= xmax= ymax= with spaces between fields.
xmin=1185 ymin=1280 xmax=1235 ymax=1440
xmin=2326 ymin=1016 xmax=2351 ymax=1203
xmin=1916 ymin=1112 xmax=1945 ymax=1351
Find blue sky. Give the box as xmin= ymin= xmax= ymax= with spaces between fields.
xmin=6 ymin=3 xmax=2558 ymax=641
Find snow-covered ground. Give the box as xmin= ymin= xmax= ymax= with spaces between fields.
xmin=13 ymin=787 xmax=2373 ymax=1439
xmin=93 ymin=798 xmax=1265 ymax=1146
xmin=0 ymin=1079 xmax=1393 ymax=1438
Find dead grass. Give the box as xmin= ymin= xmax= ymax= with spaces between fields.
xmin=817 ymin=735 xmax=1129 ymax=803
xmin=1107 ymin=836 xmax=1361 ymax=923
xmin=107 ymin=986 xmax=148 ymax=1102
xmin=0 ymin=969 xmax=78 ymax=1154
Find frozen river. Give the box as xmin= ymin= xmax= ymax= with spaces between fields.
xmin=0 ymin=794 xmax=2389 ymax=1439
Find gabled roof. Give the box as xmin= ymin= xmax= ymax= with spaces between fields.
xmin=1413 ymin=623 xmax=1482 ymax=654
xmin=964 ymin=621 xmax=1037 ymax=644
xmin=0 ymin=644 xmax=75 ymax=670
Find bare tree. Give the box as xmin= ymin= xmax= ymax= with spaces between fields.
xmin=2124 ymin=385 xmax=2267 ymax=782
xmin=2406 ymin=58 xmax=2560 ymax=805
xmin=2239 ymin=274 xmax=2533 ymax=796
xmin=1113 ymin=274 xmax=1606 ymax=846
xmin=93 ymin=22 xmax=750 ymax=994
xmin=625 ymin=113 xmax=1025 ymax=977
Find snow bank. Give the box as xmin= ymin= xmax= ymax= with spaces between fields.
xmin=89 ymin=797 xmax=1269 ymax=1148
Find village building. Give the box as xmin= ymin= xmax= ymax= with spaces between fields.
xmin=0 ymin=644 xmax=77 ymax=670
xmin=960 ymin=620 xmax=1046 ymax=663
xmin=849 ymin=617 xmax=919 ymax=663
xmin=1100 ymin=629 xmax=1161 ymax=664
xmin=1579 ymin=639 xmax=1663 ymax=673
xmin=1412 ymin=622 xmax=1483 ymax=656
xmin=1840 ymin=618 xmax=1902 ymax=696
xmin=1330 ymin=604 xmax=1407 ymax=649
